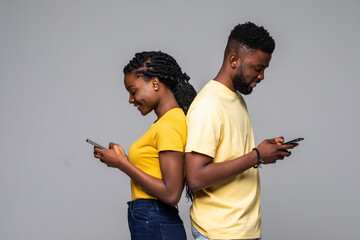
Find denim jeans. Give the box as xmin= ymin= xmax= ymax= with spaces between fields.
xmin=127 ymin=199 xmax=186 ymax=240
xmin=191 ymin=224 xmax=261 ymax=240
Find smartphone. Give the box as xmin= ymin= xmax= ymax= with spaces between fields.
xmin=86 ymin=138 xmax=107 ymax=149
xmin=282 ymin=137 xmax=304 ymax=145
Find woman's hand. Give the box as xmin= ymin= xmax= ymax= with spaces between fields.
xmin=93 ymin=142 xmax=129 ymax=170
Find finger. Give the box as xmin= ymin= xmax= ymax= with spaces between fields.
xmin=97 ymin=154 xmax=105 ymax=163
xmin=282 ymin=143 xmax=298 ymax=149
xmin=280 ymin=150 xmax=292 ymax=157
xmin=109 ymin=142 xmax=115 ymax=149
xmin=274 ymin=136 xmax=284 ymax=144
xmin=278 ymin=143 xmax=296 ymax=150
xmin=94 ymin=147 xmax=104 ymax=154
xmin=93 ymin=151 xmax=102 ymax=159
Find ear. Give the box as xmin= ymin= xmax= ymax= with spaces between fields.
xmin=150 ymin=77 xmax=159 ymax=91
xmin=229 ymin=53 xmax=240 ymax=69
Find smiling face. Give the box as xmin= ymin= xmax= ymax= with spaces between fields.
xmin=232 ymin=49 xmax=271 ymax=95
xmin=124 ymin=71 xmax=159 ymax=116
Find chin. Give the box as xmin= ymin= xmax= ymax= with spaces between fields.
xmin=139 ymin=111 xmax=147 ymax=116
xmin=139 ymin=109 xmax=151 ymax=116
xmin=239 ymin=88 xmax=253 ymax=95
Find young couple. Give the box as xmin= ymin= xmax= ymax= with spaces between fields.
xmin=92 ymin=22 xmax=298 ymax=240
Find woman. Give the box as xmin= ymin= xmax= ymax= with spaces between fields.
xmin=93 ymin=51 xmax=196 ymax=240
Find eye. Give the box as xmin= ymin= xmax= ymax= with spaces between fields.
xmin=129 ymin=89 xmax=136 ymax=95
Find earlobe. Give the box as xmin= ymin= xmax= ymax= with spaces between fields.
xmin=151 ymin=77 xmax=159 ymax=91
xmin=230 ymin=54 xmax=239 ymax=69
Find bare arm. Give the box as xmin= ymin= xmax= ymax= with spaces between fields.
xmin=185 ymin=150 xmax=258 ymax=191
xmin=94 ymin=143 xmax=184 ymax=206
xmin=185 ymin=137 xmax=297 ymax=191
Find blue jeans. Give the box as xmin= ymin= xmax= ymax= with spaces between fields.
xmin=127 ymin=199 xmax=186 ymax=240
xmin=191 ymin=224 xmax=261 ymax=240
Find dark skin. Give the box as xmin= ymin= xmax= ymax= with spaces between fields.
xmin=93 ymin=71 xmax=185 ymax=206
xmin=185 ymin=48 xmax=298 ymax=191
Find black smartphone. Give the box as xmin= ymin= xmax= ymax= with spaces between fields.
xmin=282 ymin=137 xmax=304 ymax=145
xmin=86 ymin=138 xmax=107 ymax=149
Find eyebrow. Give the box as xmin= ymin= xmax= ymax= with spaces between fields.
xmin=126 ymin=85 xmax=135 ymax=91
xmin=257 ymin=64 xmax=268 ymax=68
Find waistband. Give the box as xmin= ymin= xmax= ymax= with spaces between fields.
xmin=127 ymin=199 xmax=178 ymax=213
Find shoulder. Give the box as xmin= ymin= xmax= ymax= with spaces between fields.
xmin=153 ymin=108 xmax=187 ymax=151
xmin=161 ymin=108 xmax=186 ymax=126
xmin=187 ymin=93 xmax=222 ymax=123
xmin=155 ymin=108 xmax=186 ymax=135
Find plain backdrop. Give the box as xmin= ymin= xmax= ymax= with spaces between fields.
xmin=1 ymin=0 xmax=359 ymax=239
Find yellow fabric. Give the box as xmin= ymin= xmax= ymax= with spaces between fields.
xmin=128 ymin=108 xmax=187 ymax=200
xmin=185 ymin=80 xmax=261 ymax=239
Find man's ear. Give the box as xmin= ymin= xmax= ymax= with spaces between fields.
xmin=229 ymin=53 xmax=240 ymax=69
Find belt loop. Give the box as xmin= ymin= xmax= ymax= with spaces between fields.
xmin=127 ymin=200 xmax=133 ymax=211
xmin=153 ymin=200 xmax=160 ymax=211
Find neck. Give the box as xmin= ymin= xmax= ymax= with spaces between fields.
xmin=154 ymin=89 xmax=180 ymax=119
xmin=214 ymin=65 xmax=236 ymax=92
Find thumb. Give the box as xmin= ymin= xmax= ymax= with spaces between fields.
xmin=274 ymin=136 xmax=284 ymax=145
xmin=114 ymin=144 xmax=126 ymax=157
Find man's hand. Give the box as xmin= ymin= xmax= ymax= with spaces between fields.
xmin=257 ymin=137 xmax=298 ymax=164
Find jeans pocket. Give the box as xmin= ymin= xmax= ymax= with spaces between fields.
xmin=131 ymin=207 xmax=150 ymax=223
xmin=160 ymin=223 xmax=187 ymax=240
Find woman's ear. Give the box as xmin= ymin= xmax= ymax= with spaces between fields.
xmin=150 ymin=77 xmax=159 ymax=91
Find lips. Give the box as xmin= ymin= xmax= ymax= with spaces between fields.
xmin=250 ymin=83 xmax=257 ymax=88
xmin=250 ymin=80 xmax=261 ymax=88
xmin=133 ymin=103 xmax=141 ymax=110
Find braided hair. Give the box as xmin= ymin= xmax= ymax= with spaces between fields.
xmin=123 ymin=51 xmax=196 ymax=201
xmin=123 ymin=51 xmax=196 ymax=115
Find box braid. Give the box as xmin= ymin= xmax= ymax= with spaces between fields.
xmin=123 ymin=51 xmax=197 ymax=115
xmin=124 ymin=51 xmax=196 ymax=201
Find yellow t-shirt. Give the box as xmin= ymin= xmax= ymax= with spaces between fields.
xmin=128 ymin=108 xmax=187 ymax=200
xmin=185 ymin=80 xmax=261 ymax=239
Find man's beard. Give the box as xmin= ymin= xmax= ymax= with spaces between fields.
xmin=232 ymin=72 xmax=253 ymax=95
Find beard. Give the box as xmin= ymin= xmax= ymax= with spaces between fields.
xmin=232 ymin=71 xmax=253 ymax=95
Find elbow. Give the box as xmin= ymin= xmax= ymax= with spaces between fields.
xmin=186 ymin=175 xmax=203 ymax=192
xmin=162 ymin=193 xmax=181 ymax=207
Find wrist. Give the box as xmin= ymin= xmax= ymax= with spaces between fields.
xmin=252 ymin=148 xmax=263 ymax=168
xmin=120 ymin=157 xmax=133 ymax=172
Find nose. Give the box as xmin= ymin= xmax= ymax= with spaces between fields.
xmin=257 ymin=70 xmax=265 ymax=80
xmin=129 ymin=95 xmax=134 ymax=104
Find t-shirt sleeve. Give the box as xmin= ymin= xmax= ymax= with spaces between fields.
xmin=155 ymin=119 xmax=186 ymax=153
xmin=185 ymin=98 xmax=221 ymax=158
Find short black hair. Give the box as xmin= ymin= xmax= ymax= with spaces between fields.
xmin=227 ymin=21 xmax=275 ymax=54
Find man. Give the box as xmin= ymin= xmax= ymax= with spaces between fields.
xmin=185 ymin=22 xmax=298 ymax=240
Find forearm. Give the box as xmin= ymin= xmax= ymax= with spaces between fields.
xmin=186 ymin=150 xmax=258 ymax=191
xmin=120 ymin=161 xmax=183 ymax=206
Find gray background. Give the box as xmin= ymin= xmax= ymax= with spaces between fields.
xmin=1 ymin=0 xmax=359 ymax=239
